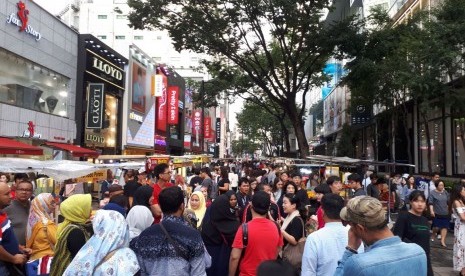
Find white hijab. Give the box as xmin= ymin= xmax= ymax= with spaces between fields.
xmin=126 ymin=206 xmax=154 ymax=241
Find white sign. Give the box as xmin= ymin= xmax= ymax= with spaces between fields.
xmin=6 ymin=13 xmax=42 ymax=41
xmin=129 ymin=112 xmax=143 ymax=123
xmin=154 ymin=75 xmax=163 ymax=97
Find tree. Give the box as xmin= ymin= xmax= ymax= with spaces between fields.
xmin=127 ymin=0 xmax=360 ymax=158
xmin=343 ymin=1 xmax=465 ymax=172
xmin=236 ymin=101 xmax=289 ymax=156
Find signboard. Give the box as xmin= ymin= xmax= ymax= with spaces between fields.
xmin=156 ymin=74 xmax=168 ymax=131
xmin=351 ymin=104 xmax=371 ymax=125
xmin=146 ymin=156 xmax=170 ymax=171
xmin=167 ymin=86 xmax=179 ymax=124
xmin=184 ymin=134 xmax=191 ymax=148
xmin=86 ymin=83 xmax=104 ymax=129
xmin=153 ymin=75 xmax=164 ymax=97
xmin=6 ymin=1 xmax=42 ymax=41
xmin=216 ymin=118 xmax=221 ymax=143
xmin=204 ymin=117 xmax=211 ymax=139
xmin=86 ymin=49 xmax=125 ymax=89
xmin=76 ymin=170 xmax=108 ymax=183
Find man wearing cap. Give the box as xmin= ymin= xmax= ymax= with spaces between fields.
xmin=335 ymin=196 xmax=427 ymax=276
xmin=229 ymin=191 xmax=283 ymax=276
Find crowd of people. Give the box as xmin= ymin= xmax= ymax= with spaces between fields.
xmin=0 ymin=163 xmax=464 ymax=275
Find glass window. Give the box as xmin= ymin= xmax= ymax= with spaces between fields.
xmin=115 ymin=36 xmax=125 ymax=40
xmin=0 ymin=50 xmax=70 ymax=117
xmin=191 ymin=57 xmax=199 ymax=62
xmin=97 ymin=35 xmax=107 ymax=39
xmin=156 ymin=36 xmax=162 ymax=40
xmin=85 ymin=94 xmax=118 ymax=150
xmin=134 ymin=36 xmax=143 ymax=40
xmin=170 ymin=57 xmax=180 ymax=62
xmin=153 ymin=57 xmax=162 ymax=61
xmin=454 ymin=118 xmax=465 ymax=174
xmin=116 ymin=15 xmax=127 ymax=19
xmin=419 ymin=119 xmax=444 ymax=174
xmin=98 ymin=15 xmax=107 ymax=19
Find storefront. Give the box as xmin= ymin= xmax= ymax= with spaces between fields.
xmin=76 ymin=34 xmax=128 ymax=156
xmin=0 ymin=1 xmax=82 ymax=159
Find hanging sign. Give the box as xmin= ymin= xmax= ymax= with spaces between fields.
xmin=86 ymin=83 xmax=104 ymax=129
xmin=167 ymin=86 xmax=179 ymax=124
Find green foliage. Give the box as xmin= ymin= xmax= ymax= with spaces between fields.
xmin=336 ymin=124 xmax=355 ymax=157
xmin=127 ymin=0 xmax=361 ymax=157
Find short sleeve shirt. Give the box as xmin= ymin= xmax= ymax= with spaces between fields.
xmin=232 ymin=218 xmax=283 ymax=276
xmin=152 ymin=182 xmax=174 ymax=223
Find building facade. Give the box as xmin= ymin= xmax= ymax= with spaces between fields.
xmin=0 ymin=0 xmax=81 ymax=159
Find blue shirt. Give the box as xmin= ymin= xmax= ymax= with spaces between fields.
xmin=334 ymin=236 xmax=426 ymax=276
xmin=302 ymin=222 xmax=350 ymax=276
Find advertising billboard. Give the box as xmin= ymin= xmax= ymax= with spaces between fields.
xmin=156 ymin=74 xmax=168 ymax=131
xmin=167 ymin=86 xmax=179 ymax=124
xmin=126 ymin=58 xmax=155 ymax=148
xmin=323 ymin=86 xmax=349 ymax=136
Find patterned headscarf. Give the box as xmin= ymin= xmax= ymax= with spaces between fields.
xmin=57 ymin=194 xmax=92 ymax=239
xmin=63 ymin=210 xmax=139 ymax=275
xmin=187 ymin=191 xmax=207 ymax=228
xmin=26 ymin=193 xmax=55 ymax=241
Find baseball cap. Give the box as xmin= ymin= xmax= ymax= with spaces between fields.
xmin=340 ymin=196 xmax=387 ymax=228
xmin=251 ymin=191 xmax=271 ymax=215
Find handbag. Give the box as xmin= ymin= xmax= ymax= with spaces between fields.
xmin=282 ymin=217 xmax=306 ymax=269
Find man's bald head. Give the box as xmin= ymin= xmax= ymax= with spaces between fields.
xmin=0 ymin=182 xmax=11 ymax=209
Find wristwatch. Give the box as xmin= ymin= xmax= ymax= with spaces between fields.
xmin=345 ymin=246 xmax=358 ymax=254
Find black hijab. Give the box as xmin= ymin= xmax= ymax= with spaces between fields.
xmin=132 ymin=185 xmax=154 ymax=209
xmin=201 ymin=193 xmax=240 ymax=246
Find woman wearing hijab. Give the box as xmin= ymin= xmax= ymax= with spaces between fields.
xmin=187 ymin=191 xmax=207 ymax=229
xmin=26 ymin=193 xmax=57 ymax=260
xmin=126 ymin=205 xmax=154 ymax=241
xmin=201 ymin=191 xmax=240 ymax=276
xmin=50 ymin=194 xmax=93 ymax=276
xmin=64 ymin=210 xmax=140 ymax=275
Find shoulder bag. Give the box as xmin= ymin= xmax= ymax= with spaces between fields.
xmin=282 ymin=217 xmax=306 ymax=270
xmin=160 ymin=222 xmax=190 ymax=261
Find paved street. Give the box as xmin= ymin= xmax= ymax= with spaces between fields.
xmin=431 ymin=231 xmax=455 ymax=276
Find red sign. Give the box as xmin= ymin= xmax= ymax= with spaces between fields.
xmin=167 ymin=86 xmax=179 ymax=124
xmin=204 ymin=117 xmax=211 ymax=138
xmin=156 ymin=74 xmax=168 ymax=131
xmin=193 ymin=110 xmax=202 ymax=137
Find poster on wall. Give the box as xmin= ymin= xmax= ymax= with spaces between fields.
xmin=86 ymin=83 xmax=104 ymax=129
xmin=323 ymin=86 xmax=348 ymax=136
xmin=131 ymin=62 xmax=147 ymax=113
xmin=156 ymin=74 xmax=168 ymax=131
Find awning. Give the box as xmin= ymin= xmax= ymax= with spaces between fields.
xmin=0 ymin=137 xmax=43 ymax=155
xmin=44 ymin=142 xmax=99 ymax=158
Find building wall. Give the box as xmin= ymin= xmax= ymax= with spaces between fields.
xmin=0 ymin=0 xmax=78 ymax=143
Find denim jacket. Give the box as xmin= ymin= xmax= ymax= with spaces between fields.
xmin=334 ymin=236 xmax=426 ymax=276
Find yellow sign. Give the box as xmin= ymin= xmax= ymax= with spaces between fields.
xmin=76 ymin=170 xmax=107 ymax=183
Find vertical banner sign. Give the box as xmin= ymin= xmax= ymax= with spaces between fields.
xmin=167 ymin=86 xmax=179 ymax=124
xmin=86 ymin=83 xmax=104 ymax=129
xmin=193 ymin=110 xmax=202 ymax=146
xmin=154 ymin=74 xmax=163 ymax=97
xmin=156 ymin=75 xmax=168 ymax=131
xmin=215 ymin=118 xmax=221 ymax=143
xmin=204 ymin=117 xmax=211 ymax=138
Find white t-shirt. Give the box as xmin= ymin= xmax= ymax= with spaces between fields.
xmin=229 ymin=172 xmax=238 ymax=188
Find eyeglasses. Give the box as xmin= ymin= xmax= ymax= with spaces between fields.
xmin=17 ymin=188 xmax=33 ymax=193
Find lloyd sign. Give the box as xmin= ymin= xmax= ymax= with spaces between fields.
xmin=6 ymin=1 xmax=42 ymax=41
xmin=86 ymin=49 xmax=125 ymax=89
xmin=167 ymin=86 xmax=179 ymax=124
xmin=86 ymin=83 xmax=104 ymax=129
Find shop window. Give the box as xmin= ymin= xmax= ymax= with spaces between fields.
xmin=419 ymin=119 xmax=444 ymax=174
xmin=134 ymin=36 xmax=143 ymax=40
xmin=85 ymin=94 xmax=118 ymax=150
xmin=98 ymin=15 xmax=108 ymax=19
xmin=115 ymin=35 xmax=125 ymax=40
xmin=0 ymin=50 xmax=70 ymax=117
xmin=454 ymin=118 xmax=465 ymax=174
